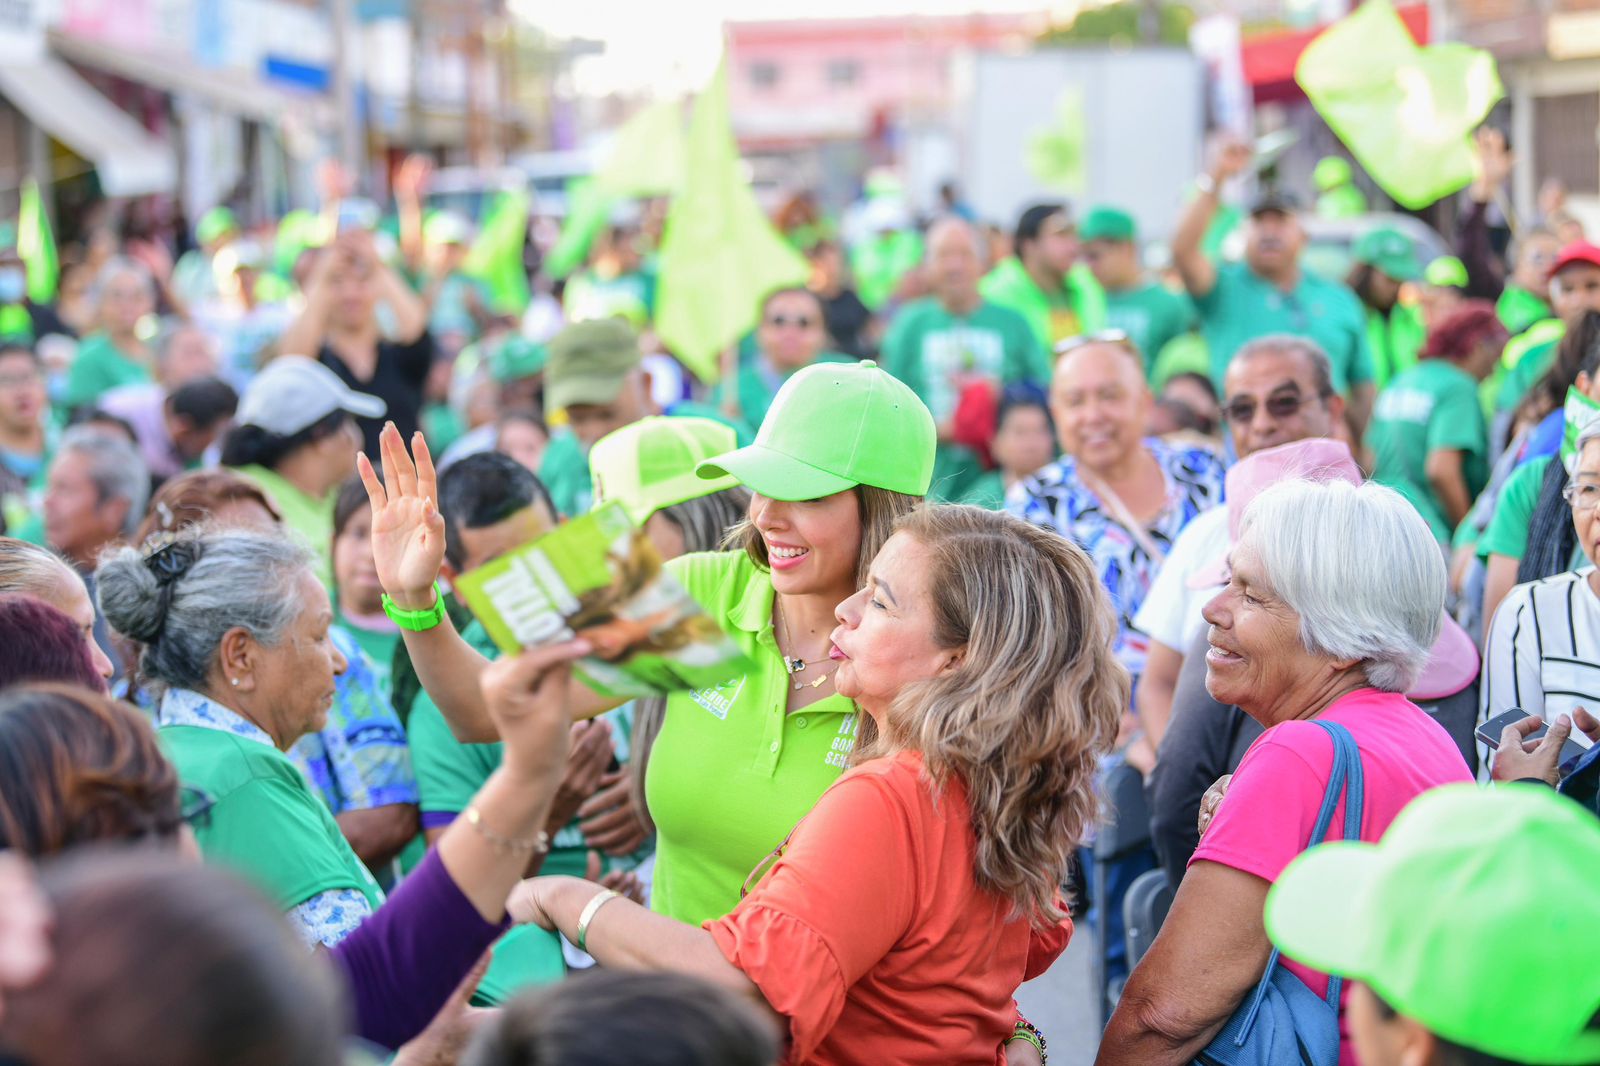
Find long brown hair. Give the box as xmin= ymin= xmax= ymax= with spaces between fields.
xmin=858 ymin=506 xmax=1126 ymax=925
xmin=0 ymin=683 xmax=182 ymax=856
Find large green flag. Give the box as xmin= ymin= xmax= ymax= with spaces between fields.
xmin=1296 ymin=0 xmax=1501 ymax=210
xmin=463 ymin=188 xmax=531 ymax=314
xmin=654 ymin=58 xmax=808 ymax=384
xmin=18 ymin=180 xmax=57 ymax=304
xmin=595 ymin=98 xmax=686 ymax=199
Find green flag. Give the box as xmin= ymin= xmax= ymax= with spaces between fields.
xmin=18 ymin=180 xmax=57 ymax=304
xmin=654 ymin=58 xmax=809 ymax=383
xmin=544 ymin=176 xmax=615 ymax=281
xmin=594 ymin=98 xmax=686 ymax=198
xmin=463 ymin=188 xmax=531 ymax=314
xmin=1027 ymin=87 xmax=1088 ymax=194
xmin=1297 ymin=0 xmax=1502 ymax=210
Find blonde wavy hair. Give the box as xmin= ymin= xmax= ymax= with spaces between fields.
xmin=856 ymin=506 xmax=1127 ymax=925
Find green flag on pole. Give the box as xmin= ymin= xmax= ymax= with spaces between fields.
xmin=463 ymin=188 xmax=531 ymax=314
xmin=1296 ymin=0 xmax=1502 ymax=210
xmin=654 ymin=57 xmax=809 ymax=384
xmin=544 ymin=177 xmax=614 ymax=281
xmin=18 ymin=180 xmax=56 ymax=304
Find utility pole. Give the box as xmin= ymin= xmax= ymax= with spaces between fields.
xmin=329 ymin=0 xmax=363 ymax=184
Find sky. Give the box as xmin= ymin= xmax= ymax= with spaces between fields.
xmin=511 ymin=0 xmax=1065 ymax=98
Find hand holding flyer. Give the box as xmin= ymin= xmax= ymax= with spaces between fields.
xmin=454 ymin=501 xmax=753 ymax=698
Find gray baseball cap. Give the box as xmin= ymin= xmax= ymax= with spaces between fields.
xmin=237 ymin=356 xmax=386 ymax=436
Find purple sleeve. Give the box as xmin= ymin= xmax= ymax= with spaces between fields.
xmin=328 ymin=846 xmax=509 ymax=1050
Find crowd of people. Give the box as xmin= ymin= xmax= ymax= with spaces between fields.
xmin=0 ymin=125 xmax=1598 ymax=1066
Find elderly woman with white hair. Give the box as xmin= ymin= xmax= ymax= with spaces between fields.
xmin=1098 ymin=480 xmax=1473 ymax=1066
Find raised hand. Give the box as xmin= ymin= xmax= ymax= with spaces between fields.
xmin=358 ymin=422 xmax=447 ymax=609
xmin=1209 ymin=135 xmax=1253 ymax=184
xmin=482 ymin=640 xmax=592 ymax=783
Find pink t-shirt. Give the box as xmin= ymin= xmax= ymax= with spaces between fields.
xmin=1190 ymin=687 xmax=1472 ymax=1065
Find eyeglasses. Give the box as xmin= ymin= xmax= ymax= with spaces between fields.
xmin=740 ymin=832 xmax=794 ymax=899
xmin=1563 ymin=481 xmax=1600 ymax=512
xmin=764 ymin=314 xmax=815 ymax=329
xmin=179 ymin=785 xmax=216 ymax=830
xmin=1055 ymin=329 xmax=1137 ymax=358
xmin=1223 ymin=393 xmax=1319 ymax=425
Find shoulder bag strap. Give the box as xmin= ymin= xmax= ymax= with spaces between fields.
xmin=1308 ymin=719 xmax=1367 ymax=1010
xmin=1231 ymin=720 xmax=1353 ymax=1041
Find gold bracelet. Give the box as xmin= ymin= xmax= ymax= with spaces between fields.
xmin=464 ymin=806 xmax=549 ymax=856
xmin=576 ymin=888 xmax=621 ymax=953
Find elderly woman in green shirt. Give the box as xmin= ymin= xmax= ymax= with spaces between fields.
xmin=63 ymin=257 xmax=157 ymax=411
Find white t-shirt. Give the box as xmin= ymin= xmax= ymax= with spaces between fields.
xmin=1477 ymin=567 xmax=1600 ymax=782
xmin=1132 ymin=504 xmax=1231 ymax=652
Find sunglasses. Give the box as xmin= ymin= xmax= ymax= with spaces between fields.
xmin=1223 ymin=392 xmax=1319 ymax=425
xmin=1055 ymin=329 xmax=1136 ymax=358
xmin=764 ymin=314 xmax=816 ymax=329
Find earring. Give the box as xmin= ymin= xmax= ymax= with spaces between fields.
xmin=229 ymin=677 xmax=239 ymax=687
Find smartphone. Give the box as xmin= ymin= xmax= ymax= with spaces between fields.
xmin=1476 ymin=708 xmax=1591 ymax=774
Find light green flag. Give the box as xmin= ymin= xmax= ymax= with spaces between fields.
xmin=544 ymin=176 xmax=614 ymax=281
xmin=1027 ymin=87 xmax=1088 ymax=194
xmin=655 ymin=58 xmax=808 ymax=384
xmin=463 ymin=188 xmax=531 ymax=314
xmin=595 ymin=98 xmax=686 ymax=198
xmin=18 ymin=180 xmax=57 ymax=304
xmin=1297 ymin=0 xmax=1502 ymax=210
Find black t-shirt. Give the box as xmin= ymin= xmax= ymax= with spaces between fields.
xmin=319 ymin=331 xmax=435 ymax=456
xmin=821 ymin=288 xmax=873 ymax=359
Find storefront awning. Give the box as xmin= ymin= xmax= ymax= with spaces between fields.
xmin=50 ymin=30 xmax=335 ymax=128
xmin=1242 ymin=3 xmax=1430 ymax=103
xmin=0 ymin=57 xmax=175 ymax=197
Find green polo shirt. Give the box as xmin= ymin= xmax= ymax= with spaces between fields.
xmin=63 ymin=332 xmax=152 ymax=410
xmin=1104 ymin=282 xmax=1195 ymax=375
xmin=644 ymin=550 xmax=858 ymax=926
xmin=1195 ymin=262 xmax=1373 ymax=394
xmin=234 ymin=464 xmax=335 ymax=590
xmin=1369 ymin=359 xmax=1487 ymax=541
xmin=538 ymin=430 xmax=591 ymax=518
xmin=159 ymin=724 xmax=383 ymax=914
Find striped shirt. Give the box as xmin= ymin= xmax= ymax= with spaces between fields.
xmin=1478 ymin=568 xmax=1600 ymax=782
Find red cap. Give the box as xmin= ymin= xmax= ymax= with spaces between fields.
xmin=1548 ymin=241 xmax=1600 ymax=281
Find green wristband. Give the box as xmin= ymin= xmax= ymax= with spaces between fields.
xmin=381 ymin=583 xmax=446 ymax=631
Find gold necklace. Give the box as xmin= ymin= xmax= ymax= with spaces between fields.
xmin=776 ymin=597 xmax=834 ymax=692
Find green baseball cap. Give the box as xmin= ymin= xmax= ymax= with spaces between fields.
xmin=545 ymin=318 xmax=641 ymax=413
xmin=197 ymin=206 xmax=238 ymax=246
xmin=1266 ymin=783 xmax=1600 ymax=1065
xmin=696 ymin=359 xmax=935 ymax=501
xmin=1313 ymin=155 xmax=1354 ymax=191
xmin=590 ymin=416 xmax=741 ymax=524
xmin=1080 ymin=207 xmax=1137 ymax=243
xmin=1353 ymin=226 xmax=1423 ymax=282
xmin=1423 ymin=255 xmax=1469 ymax=289
xmin=489 ymin=335 xmax=548 ymax=383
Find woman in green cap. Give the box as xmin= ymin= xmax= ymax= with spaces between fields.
xmin=360 ymin=360 xmax=935 ymax=929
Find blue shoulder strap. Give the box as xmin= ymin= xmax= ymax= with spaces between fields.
xmin=1232 ymin=718 xmax=1366 ymax=1041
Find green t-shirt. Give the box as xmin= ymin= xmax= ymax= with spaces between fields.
xmin=711 ymin=352 xmax=853 ymax=432
xmin=234 ymin=464 xmax=335 ymax=590
xmin=1104 ymin=282 xmax=1196 ymax=376
xmin=407 ymin=619 xmax=642 ymax=1003
xmin=1195 ymin=263 xmax=1373 ymax=394
xmin=1367 ymin=303 xmax=1427 ymax=391
xmin=1498 ymin=284 xmax=1551 ymax=337
xmin=1494 ymin=320 xmax=1565 ymax=415
xmin=646 ymin=550 xmax=858 ymax=926
xmin=1480 ymin=456 xmax=1553 ymax=563
xmin=882 ymin=297 xmax=1049 ymax=500
xmin=538 ymin=430 xmax=591 ymax=518
xmin=1369 ymin=359 xmax=1488 ymax=541
xmin=63 ymin=332 xmax=152 ymax=410
xmin=958 ymin=469 xmax=1007 ymax=511
xmin=159 ymin=723 xmax=383 ymax=913
xmin=978 ymin=257 xmax=1107 ymax=354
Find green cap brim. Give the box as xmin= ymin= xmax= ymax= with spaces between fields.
xmin=1264 ymin=842 xmax=1381 ymax=982
xmin=696 ymin=444 xmax=858 ymax=502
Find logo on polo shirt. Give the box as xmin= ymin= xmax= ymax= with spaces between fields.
xmin=825 ymin=713 xmax=859 ymax=769
xmin=689 ymin=677 xmax=745 ymax=720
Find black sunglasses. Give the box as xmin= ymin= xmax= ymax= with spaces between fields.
xmin=1223 ymin=392 xmax=1319 ymax=425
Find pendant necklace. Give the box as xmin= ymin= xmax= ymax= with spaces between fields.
xmin=776 ymin=597 xmax=834 ymax=692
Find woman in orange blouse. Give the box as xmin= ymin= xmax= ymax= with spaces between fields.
xmin=509 ymin=506 xmax=1126 ymax=1065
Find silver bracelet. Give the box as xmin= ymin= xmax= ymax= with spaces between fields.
xmin=464 ymin=805 xmax=549 ymax=856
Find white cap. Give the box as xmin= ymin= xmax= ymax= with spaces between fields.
xmin=237 ymin=356 xmax=387 ymax=436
